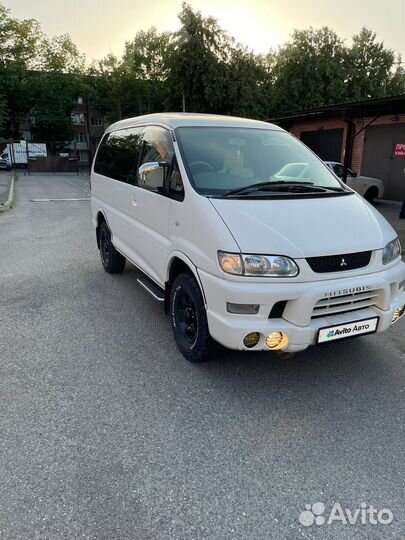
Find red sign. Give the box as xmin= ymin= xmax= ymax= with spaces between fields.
xmin=393 ymin=143 xmax=405 ymax=157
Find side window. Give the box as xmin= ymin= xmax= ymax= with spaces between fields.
xmin=333 ymin=164 xmax=344 ymax=177
xmin=138 ymin=126 xmax=174 ymax=191
xmin=94 ymin=127 xmax=142 ymax=183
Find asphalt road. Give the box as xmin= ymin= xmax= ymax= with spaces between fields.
xmin=1 ymin=173 xmax=404 ymax=540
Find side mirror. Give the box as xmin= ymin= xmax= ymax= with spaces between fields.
xmin=138 ymin=161 xmax=168 ymax=189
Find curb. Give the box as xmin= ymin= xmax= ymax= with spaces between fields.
xmin=0 ymin=175 xmax=15 ymax=213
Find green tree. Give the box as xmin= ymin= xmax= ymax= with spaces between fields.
xmin=0 ymin=4 xmax=44 ymax=136
xmin=0 ymin=2 xmax=85 ymax=140
xmin=40 ymin=34 xmax=85 ymax=73
xmin=26 ymin=34 xmax=85 ymax=141
xmin=122 ymin=27 xmax=170 ymax=81
xmin=122 ymin=28 xmax=171 ymax=115
xmin=225 ymin=46 xmax=268 ymax=118
xmin=0 ymin=93 xmax=7 ymax=132
xmin=387 ymin=57 xmax=405 ymax=95
xmin=271 ymin=27 xmax=348 ymax=114
xmin=87 ymin=54 xmax=122 ymax=123
xmin=89 ymin=27 xmax=173 ymax=124
xmin=165 ymin=2 xmax=231 ymax=113
xmin=346 ymin=28 xmax=397 ymax=100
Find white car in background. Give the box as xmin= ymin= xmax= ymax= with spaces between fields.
xmin=325 ymin=161 xmax=384 ymax=203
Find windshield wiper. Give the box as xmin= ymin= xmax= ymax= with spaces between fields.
xmin=221 ymin=180 xmax=313 ymax=197
xmin=221 ymin=180 xmax=333 ymax=197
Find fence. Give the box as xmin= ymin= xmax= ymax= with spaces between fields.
xmin=0 ymin=140 xmax=92 ymax=174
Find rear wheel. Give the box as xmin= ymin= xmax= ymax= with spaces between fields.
xmin=99 ymin=222 xmax=126 ymax=273
xmin=170 ymin=273 xmax=214 ymax=362
xmin=364 ymin=186 xmax=378 ymax=203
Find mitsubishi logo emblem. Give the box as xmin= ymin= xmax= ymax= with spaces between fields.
xmin=340 ymin=257 xmax=348 ymax=267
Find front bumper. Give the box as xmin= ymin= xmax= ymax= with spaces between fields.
xmin=198 ymin=261 xmax=405 ymax=352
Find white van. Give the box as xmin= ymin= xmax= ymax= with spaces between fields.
xmin=91 ymin=113 xmax=405 ymax=362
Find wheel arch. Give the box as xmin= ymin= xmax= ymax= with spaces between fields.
xmin=164 ymin=252 xmax=207 ymax=314
xmin=364 ymin=185 xmax=379 ymax=202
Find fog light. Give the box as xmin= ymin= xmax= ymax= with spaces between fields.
xmin=266 ymin=332 xmax=289 ymax=350
xmin=392 ymin=305 xmax=405 ymax=324
xmin=243 ymin=332 xmax=261 ymax=348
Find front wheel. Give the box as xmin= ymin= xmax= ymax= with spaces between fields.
xmin=170 ymin=273 xmax=214 ymax=362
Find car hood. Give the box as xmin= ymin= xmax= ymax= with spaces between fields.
xmin=210 ymin=194 xmax=395 ymax=257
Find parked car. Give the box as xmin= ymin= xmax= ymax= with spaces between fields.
xmin=0 ymin=157 xmax=10 ymax=170
xmin=324 ymin=161 xmax=384 ymax=202
xmin=91 ymin=113 xmax=405 ymax=362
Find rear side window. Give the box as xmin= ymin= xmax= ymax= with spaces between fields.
xmin=94 ymin=127 xmax=142 ymax=182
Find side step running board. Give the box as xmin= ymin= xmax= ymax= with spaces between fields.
xmin=136 ymin=274 xmax=165 ymax=302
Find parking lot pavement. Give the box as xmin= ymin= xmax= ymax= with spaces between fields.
xmin=0 ymin=174 xmax=404 ymax=540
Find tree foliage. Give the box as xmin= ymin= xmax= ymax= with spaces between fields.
xmin=0 ymin=0 xmax=403 ymax=141
xmin=165 ymin=3 xmax=232 ymax=113
xmin=270 ymin=27 xmax=348 ymax=113
xmin=346 ymin=27 xmax=398 ymax=100
xmin=0 ymin=3 xmax=84 ymax=140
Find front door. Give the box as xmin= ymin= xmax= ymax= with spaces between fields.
xmin=127 ymin=126 xmax=174 ymax=285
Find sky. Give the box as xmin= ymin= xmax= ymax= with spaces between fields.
xmin=3 ymin=0 xmax=405 ymax=63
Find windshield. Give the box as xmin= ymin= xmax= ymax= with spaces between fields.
xmin=175 ymin=127 xmax=346 ymax=196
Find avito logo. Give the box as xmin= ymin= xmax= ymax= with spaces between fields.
xmin=299 ymin=502 xmax=393 ymax=527
xmin=326 ymin=327 xmax=352 ymax=338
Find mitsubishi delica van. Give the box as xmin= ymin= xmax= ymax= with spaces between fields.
xmin=91 ymin=113 xmax=405 ymax=362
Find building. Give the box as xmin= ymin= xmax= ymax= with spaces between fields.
xmin=14 ymin=97 xmax=105 ymax=168
xmin=69 ymin=98 xmax=105 ymax=165
xmin=271 ymin=94 xmax=405 ymax=200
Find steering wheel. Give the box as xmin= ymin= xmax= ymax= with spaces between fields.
xmin=189 ymin=161 xmax=214 ymax=174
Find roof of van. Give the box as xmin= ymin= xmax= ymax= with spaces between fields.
xmin=106 ymin=113 xmax=282 ymax=133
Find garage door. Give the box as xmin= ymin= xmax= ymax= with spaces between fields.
xmin=300 ymin=129 xmax=343 ymax=162
xmin=362 ymin=123 xmax=405 ymax=201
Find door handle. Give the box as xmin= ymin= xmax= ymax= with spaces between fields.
xmin=131 ymin=194 xmax=137 ymax=207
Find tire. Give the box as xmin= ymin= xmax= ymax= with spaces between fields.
xmin=99 ymin=222 xmax=126 ymax=273
xmin=170 ymin=273 xmax=214 ymax=362
xmin=364 ymin=187 xmax=378 ymax=203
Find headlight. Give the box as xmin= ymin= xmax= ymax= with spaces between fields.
xmin=218 ymin=251 xmax=299 ymax=277
xmin=382 ymin=238 xmax=401 ymax=265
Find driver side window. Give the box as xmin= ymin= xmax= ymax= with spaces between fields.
xmin=138 ymin=126 xmax=174 ymax=191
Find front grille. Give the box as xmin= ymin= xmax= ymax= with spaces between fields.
xmin=307 ymin=251 xmax=372 ymax=273
xmin=311 ymin=290 xmax=380 ymax=319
